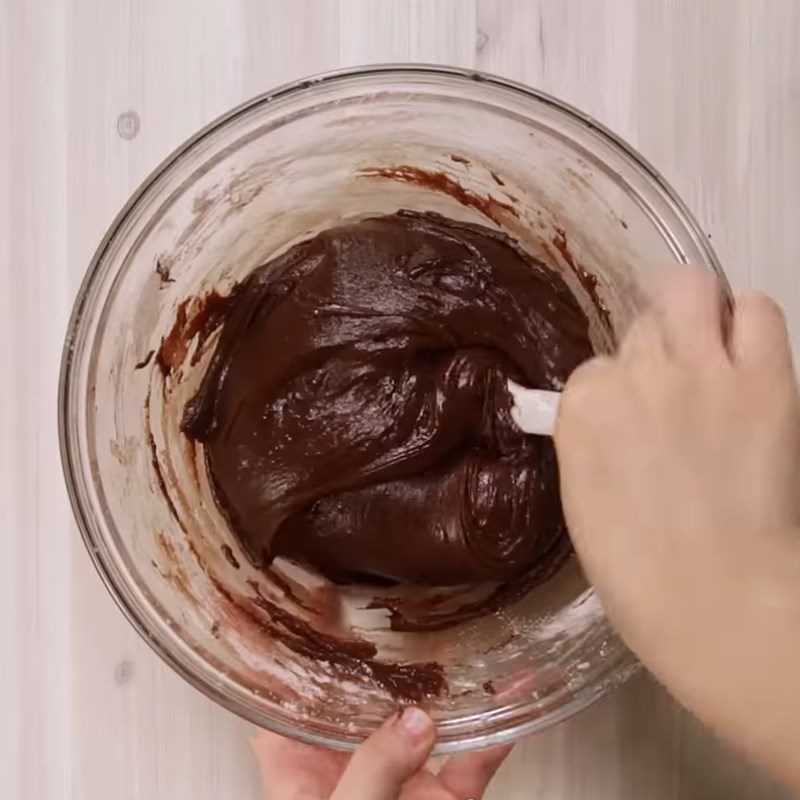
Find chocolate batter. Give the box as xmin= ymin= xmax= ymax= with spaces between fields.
xmin=183 ymin=211 xmax=593 ymax=587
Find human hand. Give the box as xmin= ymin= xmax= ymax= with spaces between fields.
xmin=554 ymin=266 xmax=800 ymax=787
xmin=252 ymin=707 xmax=512 ymax=800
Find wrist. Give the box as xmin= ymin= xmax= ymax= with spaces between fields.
xmin=655 ymin=528 xmax=800 ymax=790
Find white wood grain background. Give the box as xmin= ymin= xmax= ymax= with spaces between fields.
xmin=2 ymin=1 xmax=799 ymax=798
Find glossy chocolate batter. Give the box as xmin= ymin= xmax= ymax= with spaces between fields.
xmin=183 ymin=211 xmax=593 ymax=586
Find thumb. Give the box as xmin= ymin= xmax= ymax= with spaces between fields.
xmin=330 ymin=708 xmax=435 ymax=800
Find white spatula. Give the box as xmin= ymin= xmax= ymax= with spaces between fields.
xmin=507 ymin=380 xmax=561 ymax=437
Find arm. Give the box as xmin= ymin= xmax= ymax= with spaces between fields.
xmin=555 ymin=266 xmax=800 ymax=788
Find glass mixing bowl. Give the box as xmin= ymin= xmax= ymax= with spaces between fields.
xmin=59 ymin=65 xmax=723 ymax=753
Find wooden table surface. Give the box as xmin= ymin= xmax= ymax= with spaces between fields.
xmin=2 ymin=1 xmax=799 ymax=798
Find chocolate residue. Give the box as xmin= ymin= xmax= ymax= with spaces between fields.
xmin=192 ymin=192 xmax=214 ymax=216
xmin=211 ymin=576 xmax=445 ymax=702
xmin=263 ymin=567 xmax=316 ymax=613
xmin=483 ymin=680 xmax=496 ymax=695
xmin=551 ymin=227 xmax=578 ymax=272
xmin=450 ymin=154 xmax=470 ymax=164
xmin=134 ymin=350 xmax=155 ymax=370
xmin=221 ymin=544 xmax=240 ymax=570
xmin=551 ymin=227 xmax=614 ymax=337
xmin=226 ymin=176 xmax=264 ymax=209
xmin=156 ymin=291 xmax=233 ymax=378
xmin=156 ymin=257 xmax=176 ymax=285
xmin=249 ymin=591 xmax=445 ymax=702
xmin=145 ymin=401 xmax=182 ymax=527
xmin=490 ymin=171 xmax=505 ymax=187
xmin=155 ymin=531 xmax=196 ymax=603
xmin=359 ymin=166 xmax=518 ymax=224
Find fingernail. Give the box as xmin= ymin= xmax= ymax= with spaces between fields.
xmin=398 ymin=707 xmax=432 ymax=741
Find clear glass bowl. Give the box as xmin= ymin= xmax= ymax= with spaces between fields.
xmin=59 ymin=65 xmax=723 ymax=753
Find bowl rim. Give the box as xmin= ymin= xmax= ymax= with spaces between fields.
xmin=59 ymin=62 xmax=721 ymax=752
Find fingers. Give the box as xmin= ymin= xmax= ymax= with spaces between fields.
xmin=330 ymin=708 xmax=436 ymax=800
xmin=251 ymin=730 xmax=349 ymax=800
xmin=555 ymin=355 xmax=615 ymax=436
xmin=650 ymin=266 xmax=727 ymax=360
xmin=617 ymin=311 xmax=667 ymax=365
xmin=730 ymin=290 xmax=793 ymax=374
xmin=562 ymin=268 xmax=727 ymax=397
xmin=436 ymin=743 xmax=514 ymax=799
